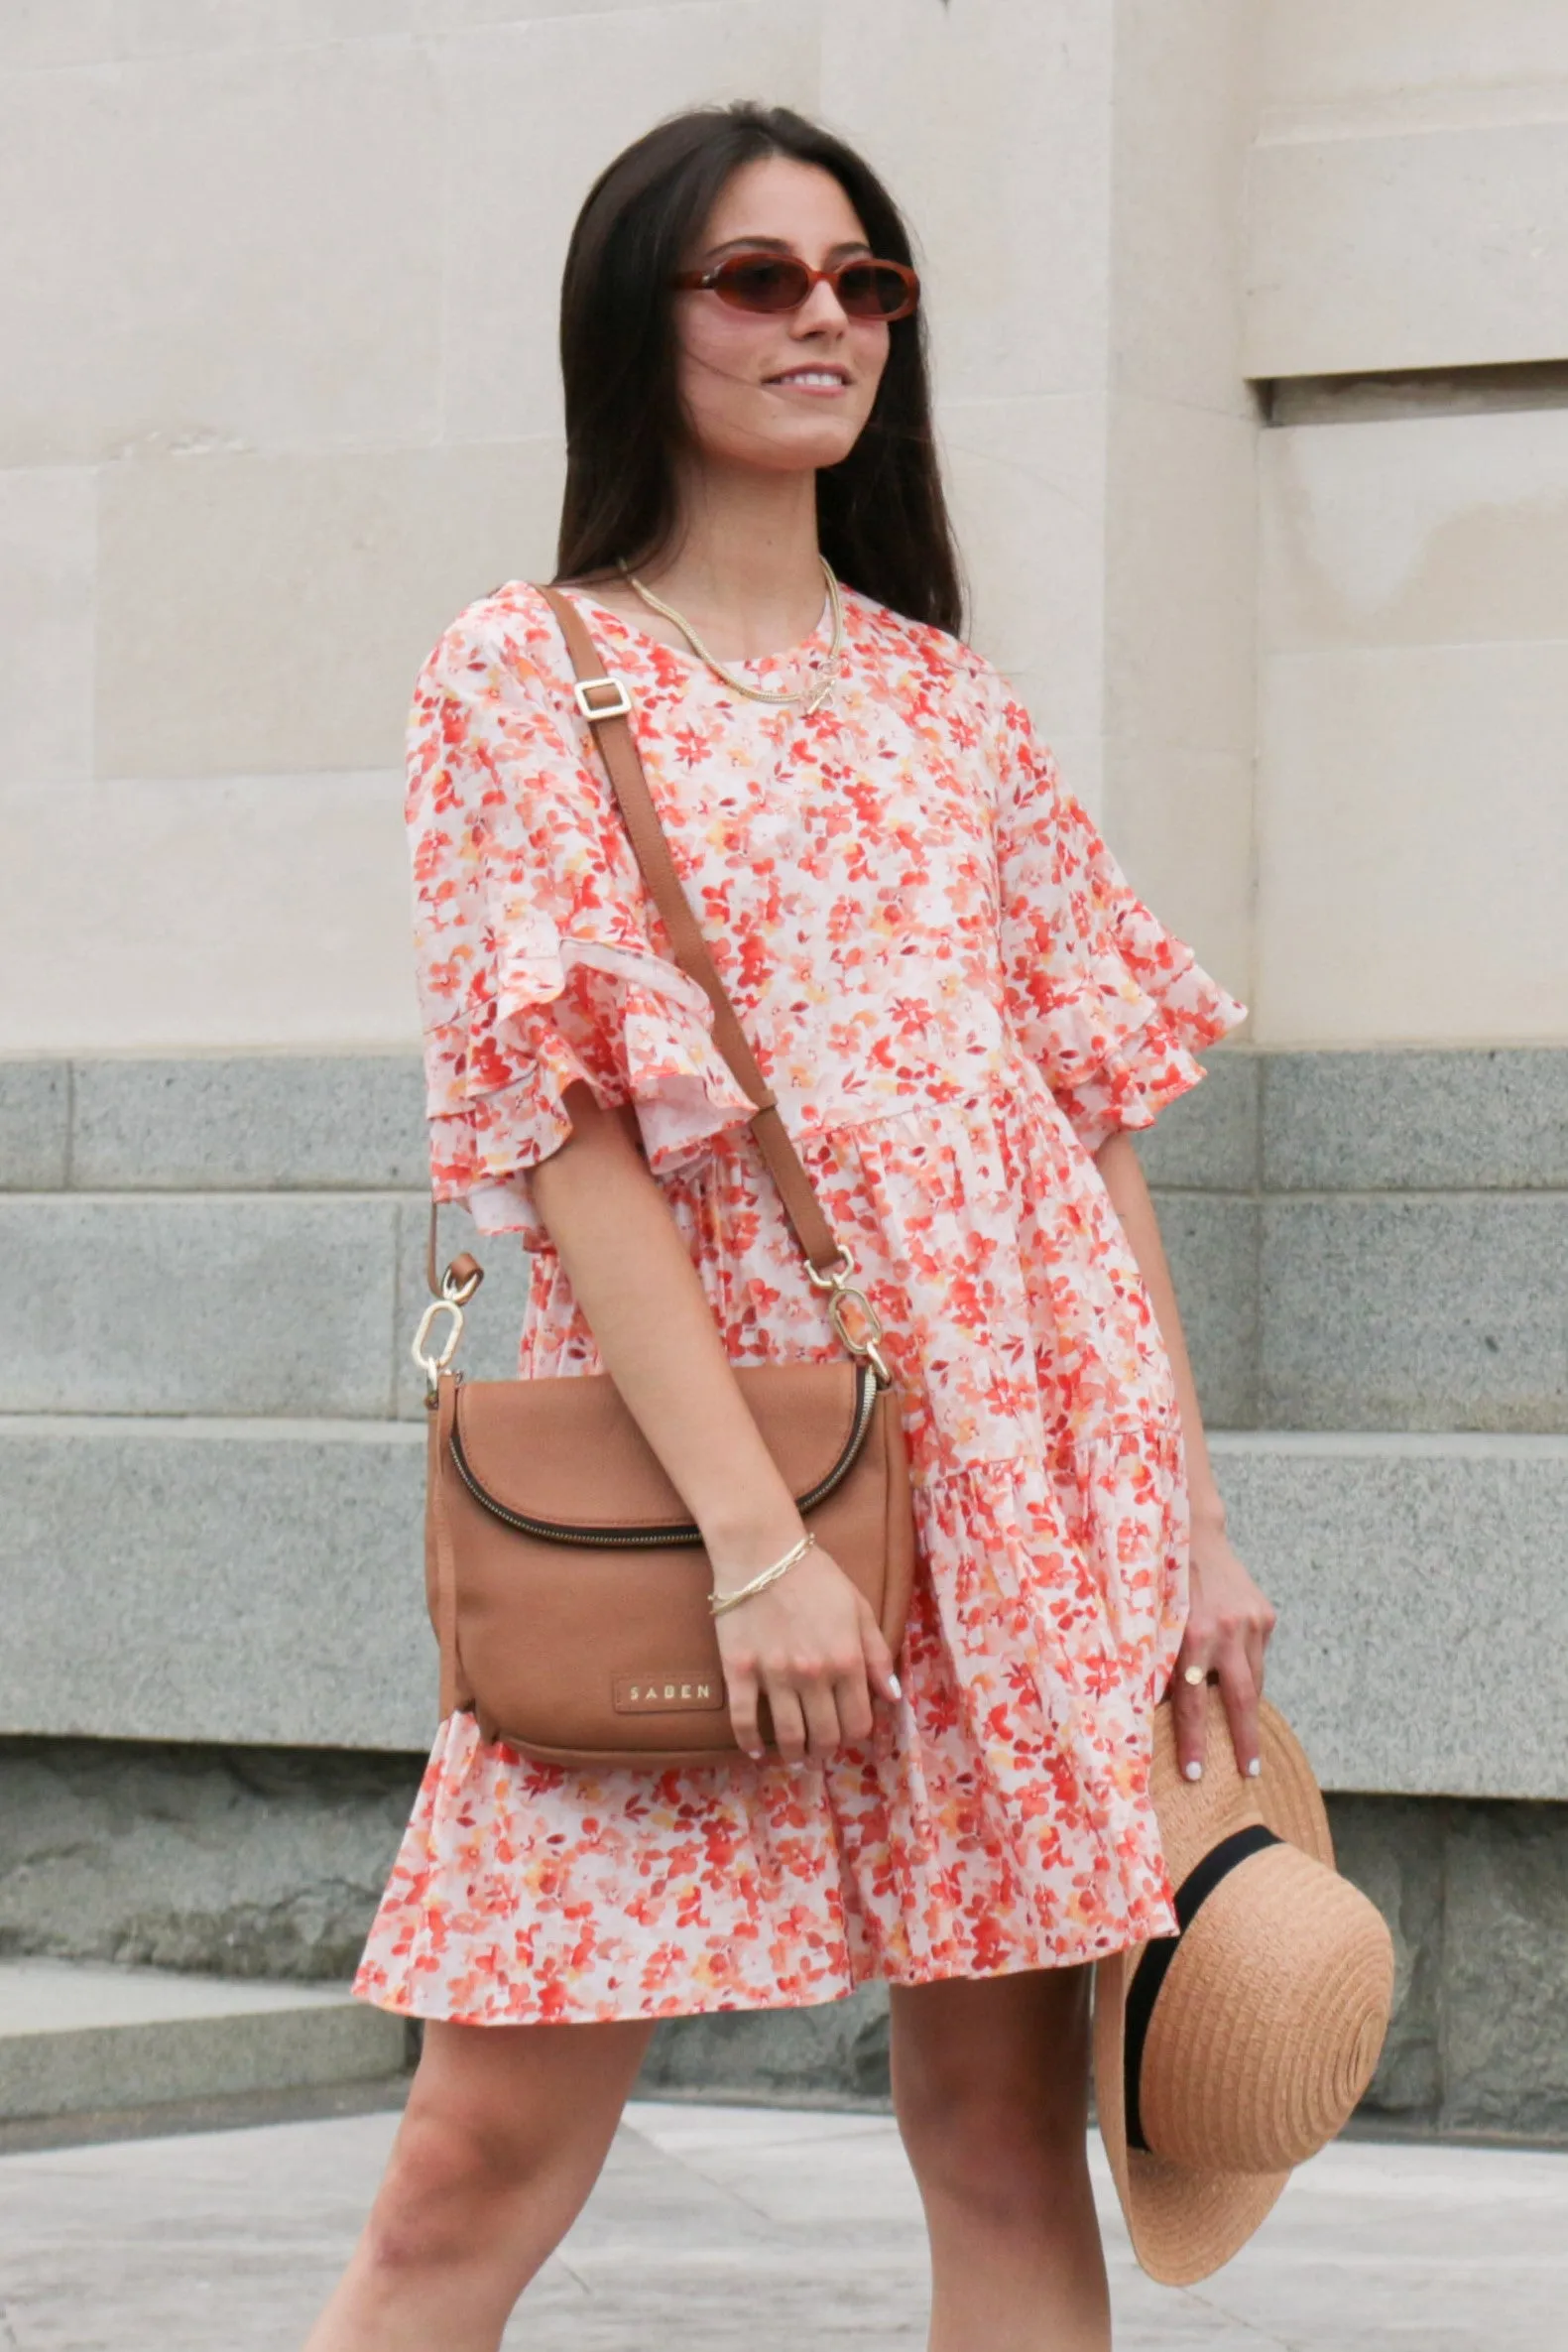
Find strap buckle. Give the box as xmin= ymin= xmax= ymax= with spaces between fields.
xmin=573 ymin=675 xmax=634 ymax=723
xmin=412 ymin=1263 xmax=482 ymax=1404
xmin=806 ymin=1250 xmax=894 ymax=1388
xmin=413 ymin=1299 xmax=464 ymax=1403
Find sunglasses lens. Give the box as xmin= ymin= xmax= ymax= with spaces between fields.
xmin=714 ymin=256 xmax=813 ymax=312
xmin=836 ymin=262 xmax=915 ymax=318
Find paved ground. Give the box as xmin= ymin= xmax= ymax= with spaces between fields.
xmin=0 ymin=2097 xmax=1564 ymax=2349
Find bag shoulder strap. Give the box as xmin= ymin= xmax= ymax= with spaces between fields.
xmin=423 ymin=582 xmax=849 ymax=1300
xmin=538 ymin=583 xmax=844 ymax=1278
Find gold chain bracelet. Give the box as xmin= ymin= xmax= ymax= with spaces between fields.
xmin=709 ymin=1532 xmax=816 ymax=1618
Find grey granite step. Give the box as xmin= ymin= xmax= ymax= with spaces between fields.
xmin=0 ymin=1958 xmax=407 ymax=2123
xmin=2 ymin=1417 xmax=1564 ymax=1800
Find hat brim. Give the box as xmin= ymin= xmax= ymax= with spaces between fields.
xmin=1094 ymin=1699 xmax=1335 ymax=2287
xmin=1095 ymin=1940 xmax=1291 ymax=2286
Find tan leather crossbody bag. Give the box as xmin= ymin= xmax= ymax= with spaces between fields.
xmin=412 ymin=586 xmax=916 ymax=1769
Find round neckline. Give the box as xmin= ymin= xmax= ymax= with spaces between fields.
xmin=555 ymin=580 xmax=836 ymax=674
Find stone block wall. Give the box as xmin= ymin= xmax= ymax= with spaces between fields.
xmin=3 ymin=1045 xmax=1567 ymax=2136
xmin=0 ymin=1737 xmax=424 ymax=1987
xmin=7 ymin=1046 xmax=1567 ymax=1785
xmin=4 ymin=1732 xmax=1565 ymax=2140
xmin=1330 ymin=1795 xmax=1568 ymax=2141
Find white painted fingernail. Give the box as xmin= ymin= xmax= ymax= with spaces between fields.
xmin=746 ymin=1748 xmax=765 ymax=1762
xmin=1247 ymin=1758 xmax=1262 ymax=1779
xmin=887 ymin=1674 xmax=904 ymax=1700
xmin=1183 ymin=1761 xmax=1204 ymax=1783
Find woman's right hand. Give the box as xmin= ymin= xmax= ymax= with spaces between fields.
xmin=712 ymin=1540 xmax=902 ymax=1764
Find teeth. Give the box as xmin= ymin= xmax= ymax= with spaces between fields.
xmin=777 ymin=372 xmax=844 ymax=386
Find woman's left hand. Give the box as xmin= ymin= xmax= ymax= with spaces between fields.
xmin=1170 ymin=1518 xmax=1277 ymax=1783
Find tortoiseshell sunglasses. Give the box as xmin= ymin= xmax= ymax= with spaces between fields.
xmin=672 ymin=251 xmax=921 ymax=322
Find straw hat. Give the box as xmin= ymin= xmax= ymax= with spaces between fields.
xmin=1094 ymin=1695 xmax=1394 ymax=2287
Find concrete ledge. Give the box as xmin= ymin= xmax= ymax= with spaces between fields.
xmin=1146 ymin=1192 xmax=1259 ymax=1428
xmin=10 ymin=1046 xmax=1564 ymax=1196
xmin=10 ymin=1181 xmax=1561 ymax=1434
xmin=1213 ymin=1432 xmax=1568 ymax=1801
xmin=69 ymin=1055 xmax=428 ymax=1191
xmin=0 ymin=1055 xmax=426 ymax=1192
xmin=0 ymin=1190 xmax=532 ymax=1421
xmin=1262 ymin=1049 xmax=1568 ymax=1192
xmin=1133 ymin=1049 xmax=1261 ymax=1190
xmin=3 ymin=1419 xmax=1566 ymax=1800
xmin=0 ymin=1959 xmax=407 ymax=2123
xmin=8 ymin=1048 xmax=1564 ymax=1442
xmin=0 ymin=1060 xmax=67 ymax=1188
xmin=1261 ymin=1192 xmax=1568 ymax=1432
xmin=0 ymin=1193 xmax=403 ymax=1417
xmin=0 ymin=1416 xmax=435 ymax=1750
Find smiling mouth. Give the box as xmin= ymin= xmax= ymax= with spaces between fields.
xmin=766 ymin=368 xmax=851 ymax=389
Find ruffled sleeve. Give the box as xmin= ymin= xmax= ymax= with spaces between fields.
xmin=406 ymin=598 xmax=757 ymax=1240
xmin=989 ymin=677 xmax=1246 ymax=1154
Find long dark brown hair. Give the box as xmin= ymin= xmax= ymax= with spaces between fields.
xmin=555 ymin=103 xmax=966 ymax=638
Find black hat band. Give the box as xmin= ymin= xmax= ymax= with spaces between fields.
xmin=1124 ymin=1822 xmax=1282 ymax=2155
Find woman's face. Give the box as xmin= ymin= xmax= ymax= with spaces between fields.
xmin=672 ymin=154 xmax=893 ymax=476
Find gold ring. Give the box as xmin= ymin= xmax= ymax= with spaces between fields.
xmin=1182 ymin=1665 xmax=1206 ymax=1687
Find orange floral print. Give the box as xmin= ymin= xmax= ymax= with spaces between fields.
xmin=353 ymin=580 xmax=1245 ymax=2027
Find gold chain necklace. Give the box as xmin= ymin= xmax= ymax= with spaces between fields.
xmin=623 ymin=557 xmax=845 ymax=714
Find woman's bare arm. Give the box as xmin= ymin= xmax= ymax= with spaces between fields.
xmin=1094 ymin=1130 xmax=1276 ymax=1781
xmin=528 ymin=1084 xmax=898 ymax=1762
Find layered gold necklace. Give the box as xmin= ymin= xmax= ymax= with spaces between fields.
xmin=623 ymin=557 xmax=845 ymax=715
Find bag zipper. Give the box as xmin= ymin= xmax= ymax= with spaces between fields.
xmin=447 ymin=1361 xmax=881 ymax=1548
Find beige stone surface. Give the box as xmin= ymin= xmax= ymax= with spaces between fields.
xmin=1105 ymin=394 xmax=1257 ymax=759
xmin=1100 ymin=395 xmax=1256 ymax=1001
xmin=0 ymin=36 xmax=442 ymax=466
xmin=1247 ymin=115 xmax=1568 ymax=380
xmin=1101 ymin=740 xmax=1254 ymax=1011
xmin=0 ymin=6 xmax=422 ymax=70
xmin=1255 ymin=404 xmax=1568 ymax=1044
xmin=422 ymin=0 xmax=653 ymax=28
xmin=822 ymin=0 xmax=1113 ymax=404
xmin=1097 ymin=7 xmax=1260 ymax=1010
xmin=1262 ymin=407 xmax=1568 ymax=651
xmin=6 ymin=1 xmax=1559 ymax=1057
xmin=96 ymin=439 xmax=563 ymax=780
xmin=437 ymin=3 xmax=822 ymax=443
xmin=1109 ymin=0 xmax=1258 ymax=420
xmin=5 ymin=0 xmax=1222 ymax=1056
xmin=939 ymin=391 xmax=1107 ymax=766
xmin=0 ymin=467 xmax=95 ymax=784
xmin=1260 ymin=0 xmax=1568 ymax=108
xmin=0 ymin=775 xmax=421 ymax=1052
xmin=1256 ymin=642 xmax=1568 ymax=1045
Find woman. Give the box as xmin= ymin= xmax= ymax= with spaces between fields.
xmin=309 ymin=101 xmax=1274 ymax=2352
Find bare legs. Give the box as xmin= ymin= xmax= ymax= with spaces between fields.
xmin=304 ymin=1966 xmax=1103 ymax=2351
xmin=302 ymin=2015 xmax=654 ymax=2352
xmin=890 ymin=1966 xmax=1110 ymax=2352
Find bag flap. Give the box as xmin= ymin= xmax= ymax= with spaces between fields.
xmin=453 ymin=1360 xmax=870 ymax=1534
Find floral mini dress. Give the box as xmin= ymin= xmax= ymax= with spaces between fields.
xmin=353 ymin=579 xmax=1245 ymax=2028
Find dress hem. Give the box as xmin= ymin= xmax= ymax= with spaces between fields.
xmin=350 ymin=1904 xmax=1174 ymax=2033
